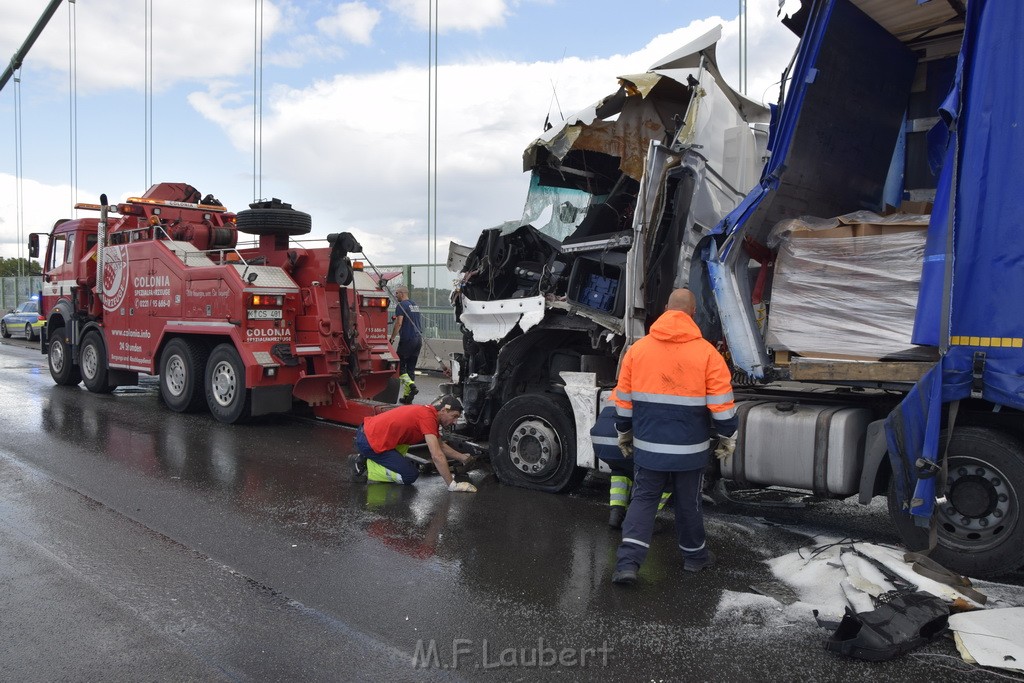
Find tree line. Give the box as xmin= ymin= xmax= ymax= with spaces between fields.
xmin=0 ymin=258 xmax=42 ymax=277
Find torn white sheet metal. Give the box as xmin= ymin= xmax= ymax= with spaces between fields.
xmin=840 ymin=549 xmax=894 ymax=601
xmin=840 ymin=579 xmax=876 ymax=614
xmin=949 ymin=608 xmax=1024 ymax=673
xmin=447 ymin=241 xmax=473 ymax=273
xmin=522 ymin=25 xmax=767 ymax=183
xmin=559 ymin=371 xmax=601 ymax=469
xmin=459 ymin=294 xmax=545 ymax=342
xmin=649 ymin=25 xmax=770 ymax=125
xmin=853 ymin=543 xmax=987 ymax=609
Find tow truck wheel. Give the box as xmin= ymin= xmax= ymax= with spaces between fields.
xmin=235 ymin=200 xmax=312 ymax=236
xmin=47 ymin=326 xmax=81 ymax=386
xmin=206 ymin=343 xmax=252 ymax=424
xmin=888 ymin=426 xmax=1024 ymax=578
xmin=81 ymin=331 xmax=115 ymax=394
xmin=490 ymin=393 xmax=586 ymax=494
xmin=159 ymin=338 xmax=209 ymax=412
xmin=0 ymin=321 xmax=9 ymax=338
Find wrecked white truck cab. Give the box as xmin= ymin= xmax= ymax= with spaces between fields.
xmin=446 ymin=27 xmax=770 ymax=493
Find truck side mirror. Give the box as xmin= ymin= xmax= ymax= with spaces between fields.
xmin=28 ymin=233 xmax=39 ymax=259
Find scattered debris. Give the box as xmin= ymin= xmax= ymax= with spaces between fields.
xmin=949 ymin=607 xmax=1024 ymax=673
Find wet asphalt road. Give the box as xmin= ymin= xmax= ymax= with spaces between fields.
xmin=0 ymin=338 xmax=1018 ymax=682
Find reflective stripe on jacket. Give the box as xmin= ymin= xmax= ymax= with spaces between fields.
xmin=589 ymin=395 xmax=631 ymax=465
xmin=614 ymin=309 xmax=738 ymax=471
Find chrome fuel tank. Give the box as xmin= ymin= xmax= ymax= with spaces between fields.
xmin=721 ymin=401 xmax=872 ymax=497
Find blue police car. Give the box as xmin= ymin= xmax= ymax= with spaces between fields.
xmin=1 ymin=300 xmax=45 ymax=341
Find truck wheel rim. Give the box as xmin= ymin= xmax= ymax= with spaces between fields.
xmin=937 ymin=456 xmax=1018 ymax=552
xmin=508 ymin=417 xmax=560 ymax=478
xmin=211 ymin=360 xmax=237 ymax=407
xmin=82 ymin=343 xmax=98 ymax=379
xmin=50 ymin=339 xmax=65 ymax=372
xmin=166 ymin=356 xmax=188 ymax=397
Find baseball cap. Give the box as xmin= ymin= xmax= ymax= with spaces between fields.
xmin=433 ymin=394 xmax=464 ymax=413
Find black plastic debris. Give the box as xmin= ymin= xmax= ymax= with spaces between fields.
xmin=824 ymin=590 xmax=949 ymax=661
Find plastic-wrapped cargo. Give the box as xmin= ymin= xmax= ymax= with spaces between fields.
xmin=765 ymin=212 xmax=935 ymax=361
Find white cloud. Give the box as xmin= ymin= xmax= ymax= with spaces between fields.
xmin=386 ymin=0 xmax=509 ymax=32
xmin=317 ymin=2 xmax=381 ymax=45
xmin=0 ymin=0 xmax=283 ymax=93
xmin=0 ymin=0 xmax=798 ymax=266
xmin=180 ymin=1 xmax=796 ymax=264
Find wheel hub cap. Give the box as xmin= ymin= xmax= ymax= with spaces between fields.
xmin=166 ymin=356 xmax=187 ymax=397
xmin=508 ymin=418 xmax=560 ymax=478
xmin=211 ymin=361 xmax=237 ymax=407
xmin=937 ymin=460 xmax=1015 ymax=551
xmin=82 ymin=344 xmax=98 ymax=379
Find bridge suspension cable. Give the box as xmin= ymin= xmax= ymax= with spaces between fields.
xmin=426 ymin=0 xmax=439 ymax=305
xmin=68 ymin=0 xmax=78 ymax=212
xmin=253 ymin=0 xmax=264 ymax=201
xmin=144 ymin=0 xmax=154 ymax=188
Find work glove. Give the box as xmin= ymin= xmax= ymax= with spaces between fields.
xmin=617 ymin=429 xmax=634 ymax=459
xmin=714 ymin=434 xmax=737 ymax=461
xmin=448 ymin=480 xmax=478 ymax=493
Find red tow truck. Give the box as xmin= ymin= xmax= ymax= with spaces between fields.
xmin=29 ymin=182 xmax=397 ymax=425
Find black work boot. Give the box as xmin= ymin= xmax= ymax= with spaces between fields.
xmin=608 ymin=506 xmax=626 ymax=529
xmin=349 ymin=453 xmax=367 ymax=483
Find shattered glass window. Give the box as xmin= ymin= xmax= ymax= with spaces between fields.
xmin=514 ymin=173 xmax=602 ymax=242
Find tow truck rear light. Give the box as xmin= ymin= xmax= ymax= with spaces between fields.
xmin=361 ymin=296 xmax=389 ymax=308
xmin=251 ymin=294 xmax=284 ymax=306
xmin=352 ymin=261 xmax=364 ymax=270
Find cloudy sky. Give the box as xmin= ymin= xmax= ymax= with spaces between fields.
xmin=0 ymin=0 xmax=798 ymax=268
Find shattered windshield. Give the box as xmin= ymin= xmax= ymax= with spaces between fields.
xmin=511 ymin=173 xmax=603 ymax=243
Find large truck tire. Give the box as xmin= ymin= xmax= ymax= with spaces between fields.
xmin=206 ymin=343 xmax=252 ymax=424
xmin=159 ymin=338 xmax=209 ymax=412
xmin=887 ymin=426 xmax=1024 ymax=578
xmin=47 ymin=326 xmax=81 ymax=386
xmin=80 ymin=331 xmax=116 ymax=394
xmin=235 ymin=199 xmax=311 ymax=236
xmin=490 ymin=393 xmax=586 ymax=494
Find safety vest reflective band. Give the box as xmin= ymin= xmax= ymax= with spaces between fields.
xmin=634 ymin=438 xmax=711 ymax=454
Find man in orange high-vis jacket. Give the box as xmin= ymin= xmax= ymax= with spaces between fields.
xmin=610 ymin=289 xmax=738 ymax=585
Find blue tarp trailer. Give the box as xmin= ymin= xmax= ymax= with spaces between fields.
xmin=710 ymin=0 xmax=1024 ymax=576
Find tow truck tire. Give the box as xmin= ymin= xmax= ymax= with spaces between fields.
xmin=235 ymin=206 xmax=312 ymax=236
xmin=205 ymin=343 xmax=251 ymax=424
xmin=47 ymin=326 xmax=81 ymax=386
xmin=0 ymin=321 xmax=9 ymax=338
xmin=490 ymin=393 xmax=586 ymax=494
xmin=160 ymin=338 xmax=209 ymax=412
xmin=887 ymin=426 xmax=1024 ymax=578
xmin=81 ymin=331 xmax=116 ymax=394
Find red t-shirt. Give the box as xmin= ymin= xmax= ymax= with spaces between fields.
xmin=362 ymin=404 xmax=440 ymax=453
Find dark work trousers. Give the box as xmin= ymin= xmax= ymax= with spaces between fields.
xmin=397 ymin=338 xmax=422 ymax=382
xmin=616 ymin=465 xmax=707 ymax=571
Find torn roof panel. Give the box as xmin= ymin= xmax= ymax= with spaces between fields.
xmin=523 ymin=23 xmax=770 ymax=180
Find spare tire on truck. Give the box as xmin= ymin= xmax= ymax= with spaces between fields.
xmin=236 ymin=198 xmax=312 ymax=236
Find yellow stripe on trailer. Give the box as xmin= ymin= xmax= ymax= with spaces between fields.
xmin=951 ymin=336 xmax=1023 ymax=348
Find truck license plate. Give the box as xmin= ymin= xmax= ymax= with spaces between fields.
xmin=248 ymin=309 xmax=283 ymax=320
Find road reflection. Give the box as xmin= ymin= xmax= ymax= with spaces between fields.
xmin=39 ymin=385 xmax=726 ymax=623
